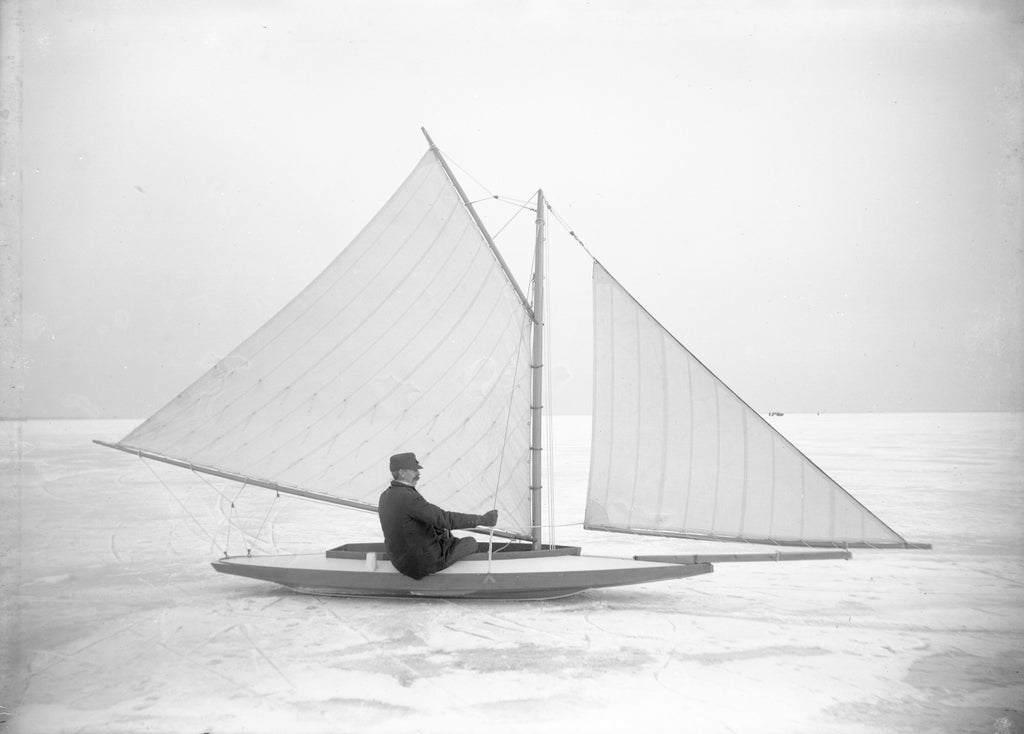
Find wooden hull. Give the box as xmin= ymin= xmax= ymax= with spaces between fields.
xmin=212 ymin=546 xmax=713 ymax=600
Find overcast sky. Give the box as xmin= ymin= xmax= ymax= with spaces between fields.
xmin=5 ymin=0 xmax=1023 ymax=418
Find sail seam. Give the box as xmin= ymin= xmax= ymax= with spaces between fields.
xmin=189 ymin=192 xmax=465 ymax=458
xmin=585 ymin=270 xmax=605 ymax=526
xmin=591 ymin=263 xmax=908 ymax=545
xmin=136 ymin=175 xmax=454 ymax=452
xmin=123 ymin=156 xmax=438 ymax=443
xmin=249 ymin=214 xmax=480 ymax=472
xmin=374 ymin=282 xmax=526 ymax=486
xmin=602 ymin=281 xmax=617 ymax=515
xmin=445 ymin=442 xmax=532 ymax=506
xmin=711 ymin=383 xmax=721 ymax=536
xmin=829 ymin=482 xmax=837 ymax=540
xmin=655 ymin=331 xmax=669 ymax=530
xmin=682 ymin=343 xmax=694 ymax=530
xmin=800 ymin=462 xmax=807 ymax=539
xmin=740 ymin=409 xmax=749 ymax=537
xmin=288 ymin=267 xmax=513 ymax=486
xmin=769 ymin=438 xmax=777 ymax=539
xmin=593 ymin=262 xmax=913 ymax=544
xmin=97 ymin=155 xmax=536 ymax=522
xmin=627 ymin=307 xmax=643 ymax=527
xmin=301 ymin=294 xmax=520 ymax=483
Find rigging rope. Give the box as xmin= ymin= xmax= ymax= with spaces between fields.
xmin=445 ymin=152 xmax=497 ymax=199
xmin=468 ymin=194 xmax=535 ymax=208
xmin=251 ymin=491 xmax=280 ymax=557
xmin=140 ymin=456 xmax=225 ymax=556
xmin=192 ymin=469 xmax=252 ymax=555
xmin=546 ymin=200 xmax=599 ymax=263
xmin=491 ymin=196 xmax=537 ymax=241
xmin=226 ymin=480 xmax=249 ymax=554
xmin=141 ymin=455 xmax=294 ymax=558
xmin=443 ymin=146 xmax=536 ymax=242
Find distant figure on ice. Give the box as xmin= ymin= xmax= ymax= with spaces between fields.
xmin=378 ymin=452 xmax=498 ymax=580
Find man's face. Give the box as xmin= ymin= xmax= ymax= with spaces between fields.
xmin=400 ymin=467 xmax=420 ymax=485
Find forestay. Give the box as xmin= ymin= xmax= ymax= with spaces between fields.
xmin=586 ymin=263 xmax=909 ymax=548
xmin=116 ymin=152 xmax=535 ymax=538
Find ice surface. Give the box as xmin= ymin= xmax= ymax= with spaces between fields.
xmin=1 ymin=414 xmax=1022 ymax=733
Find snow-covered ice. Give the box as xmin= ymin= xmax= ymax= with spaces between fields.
xmin=1 ymin=414 xmax=1022 ymax=733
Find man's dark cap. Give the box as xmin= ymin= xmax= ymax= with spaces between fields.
xmin=390 ymin=452 xmax=422 ymax=471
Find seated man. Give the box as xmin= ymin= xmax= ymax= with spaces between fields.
xmin=378 ymin=452 xmax=498 ymax=580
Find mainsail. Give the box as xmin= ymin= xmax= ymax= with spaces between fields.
xmin=586 ymin=263 xmax=910 ymax=548
xmin=114 ymin=152 xmax=535 ymax=538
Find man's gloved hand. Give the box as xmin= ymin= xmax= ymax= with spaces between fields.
xmin=481 ymin=509 xmax=499 ymax=527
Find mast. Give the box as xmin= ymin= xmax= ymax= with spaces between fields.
xmin=531 ymin=190 xmax=546 ymax=549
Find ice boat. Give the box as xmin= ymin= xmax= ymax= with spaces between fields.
xmin=97 ymin=130 xmax=927 ymax=599
xmin=211 ymin=543 xmax=712 ymax=600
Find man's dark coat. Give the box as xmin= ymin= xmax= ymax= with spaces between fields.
xmin=377 ymin=481 xmax=486 ymax=580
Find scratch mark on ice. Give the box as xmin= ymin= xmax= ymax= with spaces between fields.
xmin=108 ymin=522 xmax=124 ymax=563
xmin=238 ymin=623 xmax=293 ymax=688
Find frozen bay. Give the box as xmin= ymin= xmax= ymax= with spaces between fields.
xmin=1 ymin=414 xmax=1022 ymax=733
